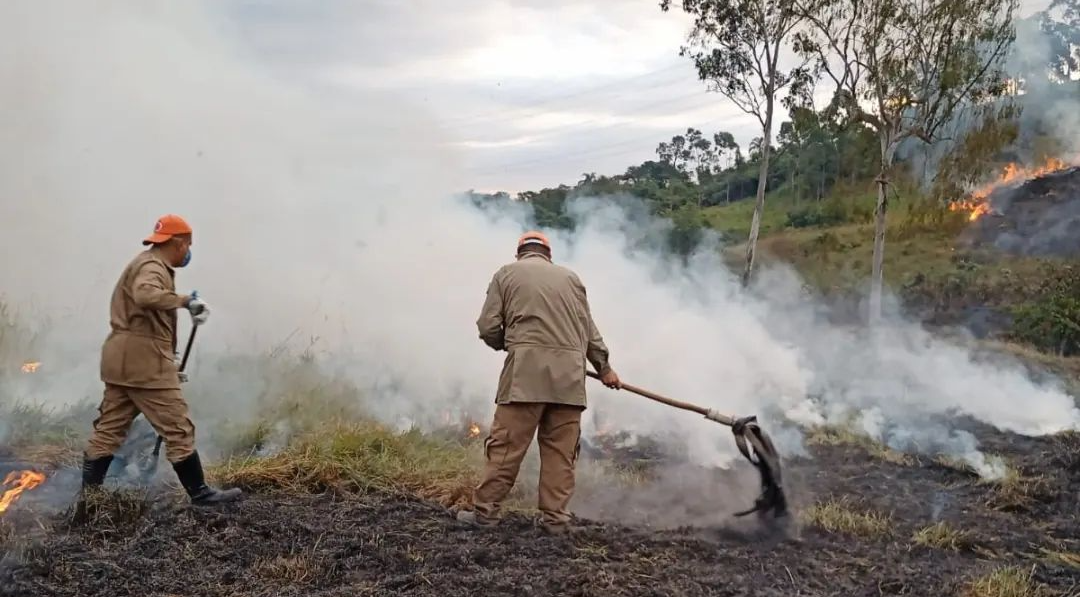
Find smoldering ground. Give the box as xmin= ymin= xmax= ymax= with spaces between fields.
xmin=0 ymin=1 xmax=1078 ymax=531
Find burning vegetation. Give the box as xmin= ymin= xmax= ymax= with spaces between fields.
xmin=950 ymin=157 xmax=1072 ymax=221
xmin=19 ymin=361 xmax=40 ymax=374
xmin=0 ymin=470 xmax=45 ymax=514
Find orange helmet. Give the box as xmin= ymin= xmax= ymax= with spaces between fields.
xmin=143 ymin=214 xmax=192 ymax=245
xmin=517 ymin=230 xmax=551 ymax=252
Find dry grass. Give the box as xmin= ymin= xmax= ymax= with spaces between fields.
xmin=912 ymin=521 xmax=976 ymax=551
xmin=979 ymin=464 xmax=1053 ymax=512
xmin=13 ymin=444 xmax=81 ymax=469
xmin=68 ymin=487 xmax=150 ymax=533
xmin=1037 ymin=548 xmax=1080 ymax=570
xmin=933 ymin=454 xmax=980 ymax=475
xmin=211 ymin=421 xmax=482 ymax=508
xmin=0 ymin=519 xmax=49 ymax=566
xmin=933 ymin=453 xmax=1054 ymax=512
xmin=253 ymin=551 xmax=333 ymax=584
xmin=800 ymin=498 xmax=893 ymax=539
xmin=961 ymin=565 xmax=1052 ymax=597
xmin=805 ymin=425 xmax=916 ymax=466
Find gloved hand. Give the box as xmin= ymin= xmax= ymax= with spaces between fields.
xmin=186 ymin=295 xmax=210 ymax=326
xmin=174 ymin=352 xmax=188 ymax=383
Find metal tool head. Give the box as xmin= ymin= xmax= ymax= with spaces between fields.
xmin=728 ymin=416 xmax=788 ymax=519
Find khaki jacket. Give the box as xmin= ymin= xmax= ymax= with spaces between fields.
xmin=476 ymin=252 xmax=611 ymax=407
xmin=99 ymin=248 xmax=190 ymax=389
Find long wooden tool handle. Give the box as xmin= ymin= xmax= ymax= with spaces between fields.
xmin=586 ymin=371 xmax=731 ymax=423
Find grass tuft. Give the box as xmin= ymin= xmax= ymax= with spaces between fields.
xmin=68 ymin=487 xmax=150 ymax=538
xmin=253 ymin=552 xmax=333 ymax=584
xmin=962 ymin=565 xmax=1051 ymax=597
xmin=211 ymin=422 xmax=481 ymax=508
xmin=912 ymin=521 xmax=976 ymax=551
xmin=801 ymin=498 xmax=893 ymax=538
xmin=806 ymin=425 xmax=916 ymax=466
xmin=980 ymin=465 xmax=1053 ymax=512
xmin=1037 ymin=548 xmax=1080 ymax=570
xmin=933 ymin=453 xmax=1054 ymax=512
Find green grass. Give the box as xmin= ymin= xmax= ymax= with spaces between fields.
xmin=702 ymin=180 xmax=883 ymax=239
xmin=703 ymin=180 xmax=1079 ymax=345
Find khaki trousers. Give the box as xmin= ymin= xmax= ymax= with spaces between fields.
xmin=473 ymin=402 xmax=583 ymax=528
xmin=85 ymin=383 xmax=196 ymax=463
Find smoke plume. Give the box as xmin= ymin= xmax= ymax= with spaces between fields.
xmin=0 ymin=0 xmax=1077 ymax=498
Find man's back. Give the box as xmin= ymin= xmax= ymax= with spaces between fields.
xmin=493 ymin=254 xmax=592 ymax=352
xmin=477 ymin=252 xmax=610 ymax=406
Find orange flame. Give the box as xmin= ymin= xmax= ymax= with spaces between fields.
xmin=468 ymin=422 xmax=481 ymax=438
xmin=0 ymin=470 xmax=46 ymax=514
xmin=20 ymin=361 xmax=41 ymax=374
xmin=950 ymin=157 xmax=1071 ymax=221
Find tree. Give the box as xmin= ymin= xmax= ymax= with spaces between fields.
xmin=684 ymin=128 xmax=717 ymax=185
xmin=1040 ymin=0 xmax=1080 ymax=80
xmin=713 ymin=131 xmax=740 ymax=202
xmin=656 ymin=133 xmax=690 ymax=172
xmin=795 ymin=0 xmax=1018 ymax=322
xmin=623 ymin=160 xmax=689 ymax=187
xmin=661 ymin=0 xmax=807 ymax=287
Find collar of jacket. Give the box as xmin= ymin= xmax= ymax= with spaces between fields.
xmin=518 ymin=252 xmax=551 ymax=263
xmin=147 ymin=245 xmax=176 ymax=272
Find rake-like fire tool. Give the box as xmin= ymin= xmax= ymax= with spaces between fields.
xmin=587 ymin=371 xmax=787 ymax=519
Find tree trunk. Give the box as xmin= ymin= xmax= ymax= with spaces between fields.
xmin=868 ymin=137 xmax=896 ymax=324
xmin=742 ymin=98 xmax=774 ymax=288
xmin=790 ymin=167 xmax=796 ymax=204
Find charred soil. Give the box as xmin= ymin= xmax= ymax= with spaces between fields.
xmin=1 ymin=429 xmax=1078 ymax=597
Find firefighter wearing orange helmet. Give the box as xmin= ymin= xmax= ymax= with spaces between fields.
xmin=458 ymin=230 xmax=620 ymax=534
xmin=82 ymin=214 xmax=242 ymax=506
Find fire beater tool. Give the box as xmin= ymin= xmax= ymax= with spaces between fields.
xmin=587 ymin=371 xmax=787 ymax=519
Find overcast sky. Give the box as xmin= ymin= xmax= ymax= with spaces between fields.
xmin=215 ymin=0 xmax=1053 ymax=195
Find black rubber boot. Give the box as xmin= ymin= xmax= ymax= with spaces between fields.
xmin=81 ymin=454 xmax=114 ymax=488
xmin=171 ymin=451 xmax=243 ymax=505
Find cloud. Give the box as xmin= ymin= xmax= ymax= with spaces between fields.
xmin=209 ymin=0 xmax=759 ymax=191
xmin=211 ymin=0 xmax=1065 ymax=193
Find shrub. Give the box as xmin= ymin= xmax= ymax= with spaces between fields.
xmin=1010 ymin=294 xmax=1080 ymax=356
xmin=786 ymin=200 xmax=850 ymax=229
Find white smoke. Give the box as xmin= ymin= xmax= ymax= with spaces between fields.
xmin=0 ymin=1 xmax=1077 ymax=482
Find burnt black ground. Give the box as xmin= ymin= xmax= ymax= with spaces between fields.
xmin=1 ymin=431 xmax=1078 ymax=597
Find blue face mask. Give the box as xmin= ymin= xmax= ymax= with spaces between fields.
xmin=179 ymin=248 xmax=191 ymax=268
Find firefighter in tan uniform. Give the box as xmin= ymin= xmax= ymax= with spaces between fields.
xmin=458 ymin=231 xmax=621 ymax=534
xmin=81 ymin=214 xmax=241 ymax=505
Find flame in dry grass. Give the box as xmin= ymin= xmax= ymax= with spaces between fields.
xmin=468 ymin=422 xmax=481 ymax=438
xmin=0 ymin=470 xmax=46 ymax=514
xmin=950 ymin=157 xmax=1071 ymax=221
xmin=20 ymin=361 xmax=41 ymax=373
